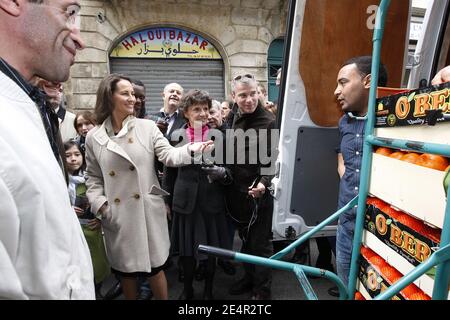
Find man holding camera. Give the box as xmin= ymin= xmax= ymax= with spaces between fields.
xmin=151 ymin=82 xmax=186 ymax=139
xmin=224 ymin=73 xmax=276 ymax=300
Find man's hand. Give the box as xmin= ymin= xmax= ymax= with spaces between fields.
xmin=432 ymin=66 xmax=450 ymax=85
xmin=87 ymin=218 xmax=101 ymax=230
xmin=189 ymin=140 xmax=214 ymax=153
xmin=248 ymin=182 xmax=266 ymax=198
xmin=156 ymin=121 xmax=168 ymax=134
xmin=73 ymin=206 xmax=84 ymax=217
xmin=201 ymin=165 xmax=226 ymax=183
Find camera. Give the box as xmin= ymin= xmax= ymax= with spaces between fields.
xmin=148 ymin=115 xmax=169 ymax=125
xmin=75 ymin=196 xmax=94 ymax=220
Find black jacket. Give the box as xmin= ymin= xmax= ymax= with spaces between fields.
xmin=227 ymin=102 xmax=276 ymax=192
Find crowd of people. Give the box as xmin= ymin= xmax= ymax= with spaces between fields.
xmin=2 ymin=1 xmax=450 ymax=301
xmin=40 ymin=73 xmax=277 ymax=301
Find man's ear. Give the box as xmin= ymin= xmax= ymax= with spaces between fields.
xmin=0 ymin=0 xmax=22 ymax=17
xmin=363 ymin=74 xmax=372 ymax=89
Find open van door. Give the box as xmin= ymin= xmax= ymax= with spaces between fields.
xmin=272 ymin=0 xmax=410 ymax=241
xmin=408 ymin=0 xmax=450 ymax=88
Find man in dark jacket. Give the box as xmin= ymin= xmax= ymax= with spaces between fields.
xmin=226 ymin=73 xmax=276 ymax=300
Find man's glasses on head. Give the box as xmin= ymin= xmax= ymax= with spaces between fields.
xmin=233 ymin=74 xmax=255 ymax=81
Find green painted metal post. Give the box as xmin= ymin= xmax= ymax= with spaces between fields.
xmin=347 ymin=0 xmax=391 ymax=300
xmin=432 ymin=184 xmax=450 ymax=299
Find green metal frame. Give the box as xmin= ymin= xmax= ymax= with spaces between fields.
xmin=198 ymin=0 xmax=450 ymax=300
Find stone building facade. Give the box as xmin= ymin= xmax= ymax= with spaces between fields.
xmin=67 ymin=0 xmax=288 ymax=113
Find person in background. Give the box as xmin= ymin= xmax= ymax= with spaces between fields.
xmin=221 ymin=100 xmax=232 ymax=121
xmin=64 ymin=140 xmax=109 ymax=299
xmin=73 ymin=110 xmax=96 ymax=151
xmin=130 ymin=78 xmax=154 ymax=300
xmin=334 ymin=56 xmax=388 ymax=288
xmin=276 ymin=68 xmax=282 ymax=87
xmin=194 ymin=100 xmax=236 ymax=282
xmin=132 ymin=79 xmax=146 ymax=119
xmin=169 ymin=89 xmax=231 ymax=300
xmin=207 ymin=100 xmax=236 ymax=275
xmin=85 ymin=74 xmax=212 ymax=300
xmin=153 ymin=82 xmax=185 ymax=137
xmin=0 ymin=0 xmax=94 ymax=299
xmin=33 ymin=77 xmax=77 ymax=141
xmin=225 ymin=73 xmax=276 ymax=300
xmin=155 ymin=83 xmax=187 ymax=283
xmin=257 ymin=82 xmax=275 ymax=113
xmin=266 ymin=102 xmax=277 ymax=116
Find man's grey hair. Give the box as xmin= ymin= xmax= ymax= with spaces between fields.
xmin=163 ymin=82 xmax=183 ymax=93
xmin=231 ymin=74 xmax=257 ymax=93
xmin=211 ymin=99 xmax=222 ymax=111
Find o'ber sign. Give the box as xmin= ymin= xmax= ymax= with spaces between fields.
xmin=375 ymin=82 xmax=450 ymax=127
xmin=110 ymin=27 xmax=222 ymax=60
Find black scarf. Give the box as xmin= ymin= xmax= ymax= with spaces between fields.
xmin=0 ymin=58 xmax=67 ymax=181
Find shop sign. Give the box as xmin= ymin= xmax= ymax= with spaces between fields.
xmin=110 ymin=27 xmax=222 ymax=59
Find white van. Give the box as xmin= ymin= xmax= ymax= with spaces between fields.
xmin=271 ymin=0 xmax=449 ymax=242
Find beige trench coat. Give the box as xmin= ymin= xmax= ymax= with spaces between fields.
xmin=85 ymin=116 xmax=191 ymax=273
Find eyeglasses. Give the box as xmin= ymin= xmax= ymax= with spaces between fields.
xmin=233 ymin=74 xmax=255 ymax=81
xmin=42 ymin=80 xmax=63 ymax=92
xmin=30 ymin=3 xmax=81 ymax=29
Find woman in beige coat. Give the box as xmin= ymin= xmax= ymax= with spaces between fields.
xmin=85 ymin=74 xmax=212 ymax=300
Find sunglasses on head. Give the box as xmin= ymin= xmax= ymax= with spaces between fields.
xmin=233 ymin=74 xmax=255 ymax=81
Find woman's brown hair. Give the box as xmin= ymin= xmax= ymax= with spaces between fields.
xmin=94 ymin=73 xmax=132 ymax=124
xmin=73 ymin=110 xmax=97 ymax=132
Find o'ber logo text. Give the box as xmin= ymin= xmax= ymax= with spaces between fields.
xmin=381 ymin=89 xmax=450 ymax=120
xmin=375 ymin=213 xmax=432 ymax=264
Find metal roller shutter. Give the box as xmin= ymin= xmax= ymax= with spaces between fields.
xmin=110 ymin=58 xmax=225 ymax=115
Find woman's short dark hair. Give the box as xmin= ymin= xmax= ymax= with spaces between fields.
xmin=342 ymin=56 xmax=388 ymax=87
xmin=73 ymin=110 xmax=97 ymax=132
xmin=179 ymin=89 xmax=212 ymax=116
xmin=94 ymin=73 xmax=132 ymax=124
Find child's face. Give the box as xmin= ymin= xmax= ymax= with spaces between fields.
xmin=65 ymin=145 xmax=83 ymax=174
xmin=76 ymin=115 xmax=95 ymax=137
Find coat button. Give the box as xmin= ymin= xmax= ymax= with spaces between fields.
xmin=109 ymin=171 xmax=115 ymax=177
xmin=134 ymin=194 xmax=140 ymax=199
xmin=129 ymin=165 xmax=135 ymax=171
xmin=114 ymin=198 xmax=120 ymax=204
xmin=128 ymin=137 xmax=134 ymax=143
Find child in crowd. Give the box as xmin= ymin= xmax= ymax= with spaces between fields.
xmin=64 ymin=140 xmax=110 ymax=299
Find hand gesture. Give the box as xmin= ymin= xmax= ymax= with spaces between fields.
xmin=248 ymin=182 xmax=266 ymax=198
xmin=189 ymin=140 xmax=214 ymax=153
xmin=432 ymin=66 xmax=450 ymax=85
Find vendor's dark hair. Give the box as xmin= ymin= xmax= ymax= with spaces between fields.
xmin=342 ymin=56 xmax=388 ymax=87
